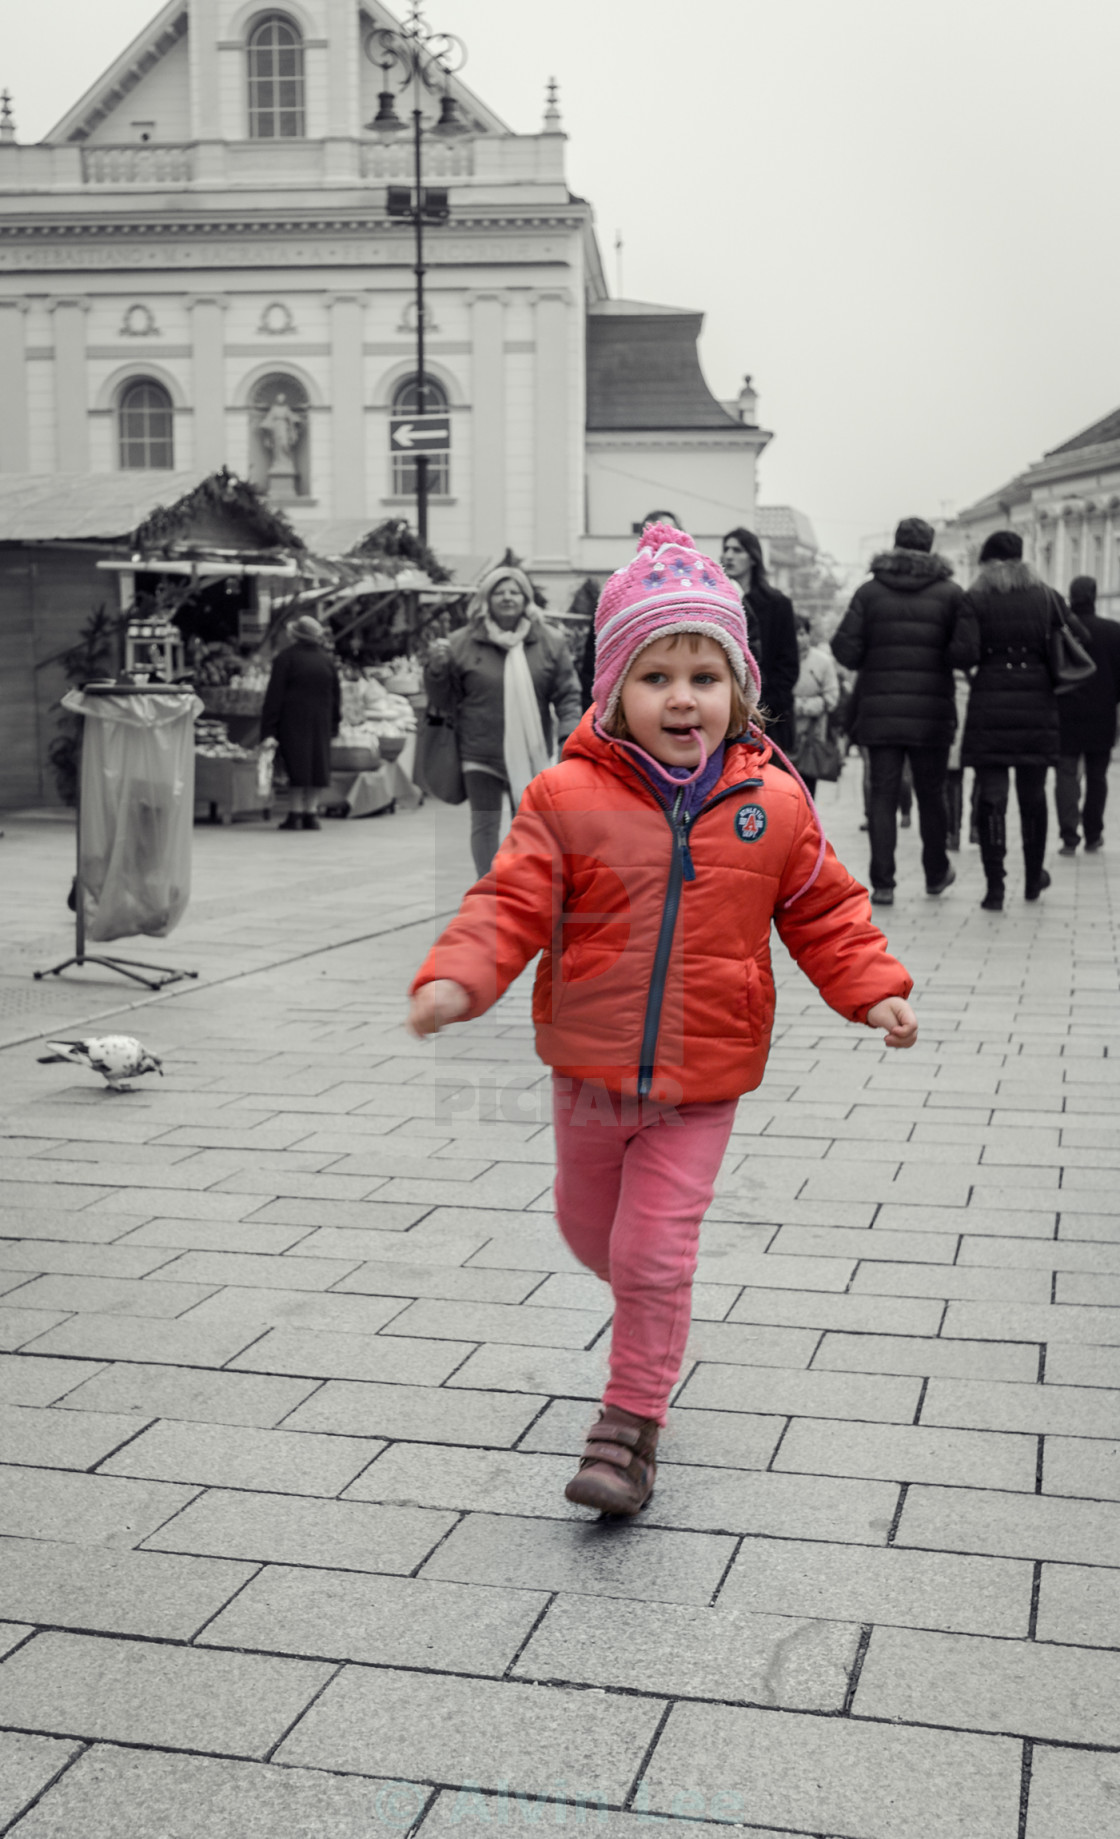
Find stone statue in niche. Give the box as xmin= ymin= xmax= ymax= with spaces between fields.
xmin=257 ymin=391 xmax=303 ymax=500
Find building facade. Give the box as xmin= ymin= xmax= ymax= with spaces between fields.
xmin=0 ymin=0 xmax=765 ymax=599
xmin=940 ymin=406 xmax=1120 ymax=615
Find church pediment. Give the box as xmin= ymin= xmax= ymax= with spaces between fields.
xmin=46 ymin=1 xmax=188 ymax=145
xmin=42 ymin=1 xmax=509 ymax=151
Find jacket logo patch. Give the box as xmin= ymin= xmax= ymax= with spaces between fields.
xmin=735 ymin=803 xmax=767 ymax=842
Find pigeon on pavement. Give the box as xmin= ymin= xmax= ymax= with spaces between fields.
xmin=37 ymin=1035 xmax=163 ymax=1092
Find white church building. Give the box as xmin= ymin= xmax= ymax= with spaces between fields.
xmin=0 ymin=0 xmax=769 ymax=592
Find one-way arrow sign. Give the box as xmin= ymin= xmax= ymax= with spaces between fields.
xmin=390 ymin=415 xmax=450 ymax=452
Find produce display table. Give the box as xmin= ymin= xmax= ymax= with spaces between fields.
xmin=328 ymin=760 xmax=423 ymax=818
xmin=194 ymin=755 xmax=271 ymax=824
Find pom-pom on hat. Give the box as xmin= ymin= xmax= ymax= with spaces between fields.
xmin=591 ymin=521 xmax=761 ymax=723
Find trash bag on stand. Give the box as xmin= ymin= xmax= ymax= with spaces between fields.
xmin=62 ymin=689 xmax=203 ymax=941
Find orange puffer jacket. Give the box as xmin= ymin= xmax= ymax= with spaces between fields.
xmin=412 ymin=709 xmax=912 ymax=1105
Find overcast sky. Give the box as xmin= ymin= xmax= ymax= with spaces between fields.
xmin=7 ymin=0 xmax=1120 ymax=570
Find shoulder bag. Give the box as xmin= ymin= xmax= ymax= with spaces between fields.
xmin=1048 ymin=593 xmax=1096 ymax=693
xmin=414 ymin=709 xmax=466 ymax=804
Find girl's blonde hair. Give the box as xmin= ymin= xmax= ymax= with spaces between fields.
xmin=599 ymin=631 xmax=762 ymax=742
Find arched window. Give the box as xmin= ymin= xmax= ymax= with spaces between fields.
xmin=248 ymin=13 xmax=305 ymax=140
xmin=118 ymin=379 xmax=174 ymax=470
xmin=391 ymin=374 xmax=449 ymax=497
xmin=249 ymin=372 xmax=310 ymax=499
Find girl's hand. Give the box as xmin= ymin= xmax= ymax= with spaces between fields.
xmin=408 ymin=979 xmax=470 ymax=1038
xmin=866 ymin=997 xmax=918 ymax=1049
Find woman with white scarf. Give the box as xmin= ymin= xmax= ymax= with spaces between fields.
xmin=425 ymin=565 xmax=584 ymax=877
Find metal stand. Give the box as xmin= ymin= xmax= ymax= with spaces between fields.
xmin=35 ymin=687 xmax=199 ymax=993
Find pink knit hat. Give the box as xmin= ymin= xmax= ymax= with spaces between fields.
xmin=591 ymin=522 xmax=762 ymax=723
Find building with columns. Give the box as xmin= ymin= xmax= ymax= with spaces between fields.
xmin=0 ymin=0 xmax=768 ymax=598
xmin=939 ymin=405 xmax=1120 ymax=616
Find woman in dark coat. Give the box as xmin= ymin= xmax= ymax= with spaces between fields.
xmin=425 ymin=564 xmax=583 ymax=877
xmin=721 ymin=527 xmax=798 ymax=754
xmin=959 ymin=531 xmax=1065 ymax=908
xmin=1056 ymin=575 xmax=1120 ymax=854
xmin=260 ymin=614 xmax=341 ymax=831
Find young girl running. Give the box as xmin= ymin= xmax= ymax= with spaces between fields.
xmin=409 ymin=524 xmax=916 ymax=1516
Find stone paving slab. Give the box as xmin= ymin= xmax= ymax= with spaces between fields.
xmin=420 ymin=1510 xmax=735 ymax=1605
xmin=1024 ymin=1747 xmax=1120 ymax=1839
xmin=142 ymin=1487 xmax=457 ymax=1574
xmin=274 ymin=1664 xmax=665 ymax=1799
xmin=198 ymin=1564 xmax=548 ymax=1674
xmin=1041 ymin=1434 xmax=1120 ymax=1501
xmin=814 ymin=1331 xmax=1040 ymax=1382
xmin=53 ymin=1359 xmax=321 ymax=1427
xmin=854 ymin=1622 xmax=1120 ymax=1745
xmin=8 ymin=1746 xmax=428 ymax=1839
xmin=717 ymin=1534 xmax=1032 ymax=1636
xmin=2 ymin=1272 xmax=221 ymax=1318
xmin=226 ymin=1325 xmax=475 ymax=1384
xmin=0 ymin=1631 xmax=334 ymax=1756
xmin=0 ymin=1353 xmax=108 ymax=1405
xmin=1043 ymin=1343 xmax=1120 ymax=1387
xmin=0 ymin=1466 xmax=196 ymax=1548
xmin=897 ymin=1482 xmax=1120 ymax=1565
xmin=1034 ymin=1561 xmax=1120 ymax=1646
xmin=0 ymin=1402 xmax=149 ymax=1470
xmin=726 ymin=1287 xmax=944 ymax=1335
xmin=282 ymin=1378 xmax=547 ymax=1446
xmin=773 ymin=1416 xmax=1038 ymax=1492
xmin=924 ymin=1374 xmax=1120 ymax=1437
xmin=677 ymin=1361 xmax=922 ymax=1422
xmin=640 ymin=1697 xmax=1021 ymax=1839
xmin=0 ymin=1731 xmax=84 ymax=1833
xmin=99 ymin=1418 xmax=385 ymax=1496
xmin=24 ymin=1314 xmax=266 ymax=1368
xmin=0 ymin=1239 xmax=182 ymax=1279
xmin=0 ymin=1536 xmax=255 ymax=1640
xmin=513 ymin=1592 xmax=859 ymax=1708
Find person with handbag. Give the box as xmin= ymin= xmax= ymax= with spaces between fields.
xmin=424 ymin=565 xmax=583 ymax=878
xmin=957 ymin=530 xmax=1072 ymax=908
xmin=792 ymin=613 xmax=841 ymax=795
xmin=831 ymin=517 xmax=973 ymax=906
xmin=1055 ymin=575 xmax=1120 ymax=855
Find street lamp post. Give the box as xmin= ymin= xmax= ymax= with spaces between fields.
xmin=364 ymin=4 xmax=469 ymax=547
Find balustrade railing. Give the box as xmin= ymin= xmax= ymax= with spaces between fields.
xmin=82 ymin=144 xmax=194 ymax=184
xmin=359 ymin=138 xmax=473 ymax=182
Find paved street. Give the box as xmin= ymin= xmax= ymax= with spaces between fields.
xmin=1 ymin=771 xmax=1119 ymax=1839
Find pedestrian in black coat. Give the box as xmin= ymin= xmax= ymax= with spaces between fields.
xmin=260 ymin=615 xmax=341 ymax=832
xmin=1055 ymin=575 xmax=1120 ymax=854
xmin=957 ymin=531 xmax=1067 ymax=907
xmin=720 ymin=529 xmax=796 ymax=752
xmin=831 ymin=516 xmax=973 ymax=905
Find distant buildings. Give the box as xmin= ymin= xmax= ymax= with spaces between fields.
xmin=940 ymin=406 xmax=1120 ymax=613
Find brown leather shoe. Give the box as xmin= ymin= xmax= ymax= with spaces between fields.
xmin=564 ymin=1405 xmax=659 ymax=1515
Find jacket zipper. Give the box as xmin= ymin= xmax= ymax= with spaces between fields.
xmin=635 ymin=774 xmax=765 ymax=1097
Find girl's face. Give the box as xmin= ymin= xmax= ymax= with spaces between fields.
xmin=489 ymin=579 xmax=528 ymax=627
xmin=720 ymin=537 xmax=751 ymax=584
xmin=796 ymin=622 xmax=812 ymax=659
xmin=618 ymin=635 xmax=733 ymax=766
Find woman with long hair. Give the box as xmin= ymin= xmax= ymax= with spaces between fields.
xmin=720 ymin=528 xmax=799 ymax=753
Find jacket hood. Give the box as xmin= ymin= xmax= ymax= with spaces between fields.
xmin=869 ymin=548 xmax=954 ymax=591
xmin=968 ymin=559 xmax=1043 ymax=595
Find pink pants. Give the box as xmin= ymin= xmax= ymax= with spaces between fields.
xmin=552 ymin=1077 xmax=738 ymax=1424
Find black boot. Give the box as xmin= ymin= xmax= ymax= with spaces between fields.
xmin=979 ymin=806 xmax=1006 ymax=910
xmin=945 ymin=774 xmax=963 ymax=852
xmin=1022 ymin=809 xmax=1049 ymax=900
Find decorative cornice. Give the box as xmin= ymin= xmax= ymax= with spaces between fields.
xmin=0 ymin=214 xmax=586 ymax=240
